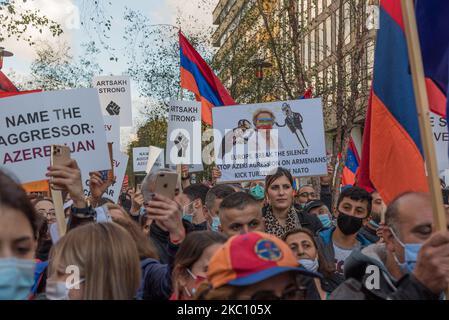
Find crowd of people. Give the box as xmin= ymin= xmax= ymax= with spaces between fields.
xmin=1 ymin=158 xmax=449 ymax=301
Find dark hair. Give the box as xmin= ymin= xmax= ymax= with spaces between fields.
xmin=337 ymin=186 xmax=372 ymax=216
xmin=173 ymin=231 xmax=228 ymax=295
xmin=219 ymin=192 xmax=259 ymax=211
xmin=283 ymin=228 xmax=336 ymax=279
xmin=205 ymin=184 xmax=235 ymax=210
xmin=265 ymin=167 xmax=293 ymax=192
xmin=183 ymin=183 xmax=210 ymax=204
xmin=303 ymin=200 xmax=325 ymax=213
xmin=34 ymin=197 xmax=53 ymax=206
xmin=113 ymin=217 xmax=159 ymax=260
xmin=0 ymin=170 xmax=39 ymax=239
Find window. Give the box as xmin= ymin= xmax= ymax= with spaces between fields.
xmin=318 ymin=22 xmax=324 ymax=62
xmin=326 ymin=16 xmax=332 ymax=56
xmin=303 ymin=0 xmax=309 ymax=22
xmin=311 ymin=0 xmax=316 ymax=20
xmin=318 ymin=0 xmax=323 ymax=15
xmin=310 ymin=30 xmax=316 ymax=67
xmin=304 ymin=33 xmax=310 ymax=69
xmin=344 ymin=1 xmax=351 ymax=45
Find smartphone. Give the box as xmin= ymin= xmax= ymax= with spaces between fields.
xmin=154 ymin=172 xmax=178 ymax=199
xmin=50 ymin=145 xmax=71 ymax=190
xmin=98 ymin=143 xmax=114 ymax=182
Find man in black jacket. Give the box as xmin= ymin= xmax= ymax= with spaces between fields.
xmin=331 ymin=192 xmax=449 ymax=300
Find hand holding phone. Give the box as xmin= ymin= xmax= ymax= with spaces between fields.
xmin=50 ymin=145 xmax=71 ymax=190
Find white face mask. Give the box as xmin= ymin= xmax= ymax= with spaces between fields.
xmin=298 ymin=258 xmax=319 ymax=273
xmin=46 ymin=278 xmax=85 ymax=300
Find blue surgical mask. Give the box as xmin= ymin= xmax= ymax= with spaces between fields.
xmin=318 ymin=214 xmax=332 ymax=228
xmin=211 ymin=216 xmax=221 ymax=232
xmin=299 ymin=258 xmax=319 ymax=273
xmin=0 ymin=258 xmax=35 ymax=300
xmin=369 ymin=219 xmax=380 ymax=229
xmin=249 ymin=184 xmax=265 ymax=200
xmin=390 ymin=228 xmax=422 ymax=274
xmin=182 ymin=213 xmax=193 ymax=223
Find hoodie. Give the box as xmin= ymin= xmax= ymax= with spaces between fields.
xmin=330 ymin=243 xmax=440 ymax=300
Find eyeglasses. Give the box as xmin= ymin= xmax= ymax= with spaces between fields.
xmin=249 ymin=286 xmax=307 ymax=300
xmin=298 ymin=192 xmax=317 ymax=198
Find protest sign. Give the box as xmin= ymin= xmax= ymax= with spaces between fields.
xmin=0 ymin=89 xmax=111 ymax=184
xmin=212 ymin=99 xmax=327 ymax=182
xmin=166 ymin=100 xmax=203 ymax=171
xmin=146 ymin=146 xmax=165 ymax=173
xmin=431 ymin=112 xmax=449 ymax=172
xmin=104 ymin=115 xmax=120 ymax=149
xmin=93 ymin=75 xmax=132 ymax=126
xmin=82 ymin=149 xmax=128 ymax=203
xmin=133 ymin=147 xmax=149 ymax=172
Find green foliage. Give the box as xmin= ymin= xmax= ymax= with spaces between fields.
xmin=28 ymin=41 xmax=103 ymax=90
xmin=0 ymin=0 xmax=63 ymax=44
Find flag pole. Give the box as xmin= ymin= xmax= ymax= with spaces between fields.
xmin=401 ymin=1 xmax=449 ymax=297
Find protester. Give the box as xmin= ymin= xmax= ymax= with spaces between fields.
xmin=34 ymin=197 xmax=56 ymax=225
xmin=358 ymin=190 xmax=386 ymax=244
xmin=262 ymin=167 xmax=322 ymax=238
xmin=204 ymin=184 xmax=235 ymax=232
xmin=219 ymin=192 xmax=265 ymax=237
xmin=0 ymin=170 xmax=39 ymax=300
xmin=45 ymin=222 xmax=141 ymax=300
xmin=177 ymin=183 xmax=210 ymax=230
xmin=296 ymin=185 xmax=318 ymax=207
xmin=284 ymin=228 xmax=343 ymax=299
xmin=171 ymin=231 xmax=227 ymax=300
xmin=331 ymin=192 xmax=449 ymax=300
xmin=195 ymin=231 xmax=321 ymax=300
xmin=113 ymin=217 xmax=173 ymax=300
xmin=249 ymin=181 xmax=266 ymax=207
xmin=128 ymin=189 xmax=144 ymax=222
xmin=141 ymin=170 xmax=189 ymax=264
xmin=315 ymin=186 xmax=373 ymax=276
xmin=303 ymin=200 xmax=333 ymax=229
xmin=140 ymin=214 xmax=153 ymax=237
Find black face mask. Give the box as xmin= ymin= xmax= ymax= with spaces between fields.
xmin=337 ymin=211 xmax=363 ymax=235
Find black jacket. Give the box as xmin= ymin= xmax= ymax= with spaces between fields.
xmin=330 ymin=243 xmax=440 ymax=300
xmin=293 ymin=205 xmax=323 ymax=234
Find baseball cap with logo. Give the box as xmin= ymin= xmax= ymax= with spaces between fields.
xmin=207 ymin=232 xmax=321 ymax=289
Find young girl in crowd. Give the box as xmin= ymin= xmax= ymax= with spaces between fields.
xmin=171 ymin=231 xmax=227 ymax=300
xmin=46 ymin=222 xmax=141 ymax=300
xmin=0 ymin=170 xmax=40 ymax=300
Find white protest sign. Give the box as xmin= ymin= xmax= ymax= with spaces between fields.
xmin=82 ymin=149 xmax=128 ymax=203
xmin=0 ymin=89 xmax=111 ymax=184
xmin=431 ymin=112 xmax=449 ymax=172
xmin=166 ymin=100 xmax=203 ymax=171
xmin=133 ymin=147 xmax=149 ymax=172
xmin=93 ymin=75 xmax=132 ymax=126
xmin=103 ymin=115 xmax=120 ymax=149
xmin=146 ymin=146 xmax=165 ymax=173
xmin=212 ymin=99 xmax=327 ymax=182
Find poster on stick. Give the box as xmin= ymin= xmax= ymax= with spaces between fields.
xmin=133 ymin=147 xmax=149 ymax=173
xmin=212 ymin=99 xmax=327 ymax=182
xmin=0 ymin=89 xmax=111 ymax=184
xmin=166 ymin=100 xmax=203 ymax=171
xmin=103 ymin=115 xmax=120 ymax=149
xmin=93 ymin=75 xmax=132 ymax=126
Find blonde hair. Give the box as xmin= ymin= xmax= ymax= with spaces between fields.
xmin=48 ymin=222 xmax=141 ymax=300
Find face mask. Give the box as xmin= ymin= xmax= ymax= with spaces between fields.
xmin=337 ymin=211 xmax=363 ymax=235
xmin=390 ymin=228 xmax=422 ymax=274
xmin=211 ymin=216 xmax=221 ymax=232
xmin=46 ymin=278 xmax=85 ymax=300
xmin=368 ymin=219 xmax=380 ymax=229
xmin=183 ymin=269 xmax=207 ymax=298
xmin=250 ymin=184 xmax=265 ymax=200
xmin=299 ymin=258 xmax=319 ymax=273
xmin=182 ymin=200 xmax=196 ymax=223
xmin=318 ymin=214 xmax=333 ymax=228
xmin=0 ymin=258 xmax=35 ymax=300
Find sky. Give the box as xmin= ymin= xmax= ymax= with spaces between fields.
xmin=2 ymin=0 xmax=216 ymax=150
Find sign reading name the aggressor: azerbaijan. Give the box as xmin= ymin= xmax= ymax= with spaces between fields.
xmin=0 ymin=89 xmax=111 ymax=184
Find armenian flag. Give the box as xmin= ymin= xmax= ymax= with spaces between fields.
xmin=341 ymin=138 xmax=360 ymax=186
xmin=179 ymin=31 xmax=235 ymax=125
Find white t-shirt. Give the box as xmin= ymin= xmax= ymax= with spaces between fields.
xmin=333 ymin=242 xmax=360 ymax=275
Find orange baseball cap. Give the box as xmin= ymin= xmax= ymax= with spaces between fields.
xmin=207 ymin=231 xmax=321 ymax=289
